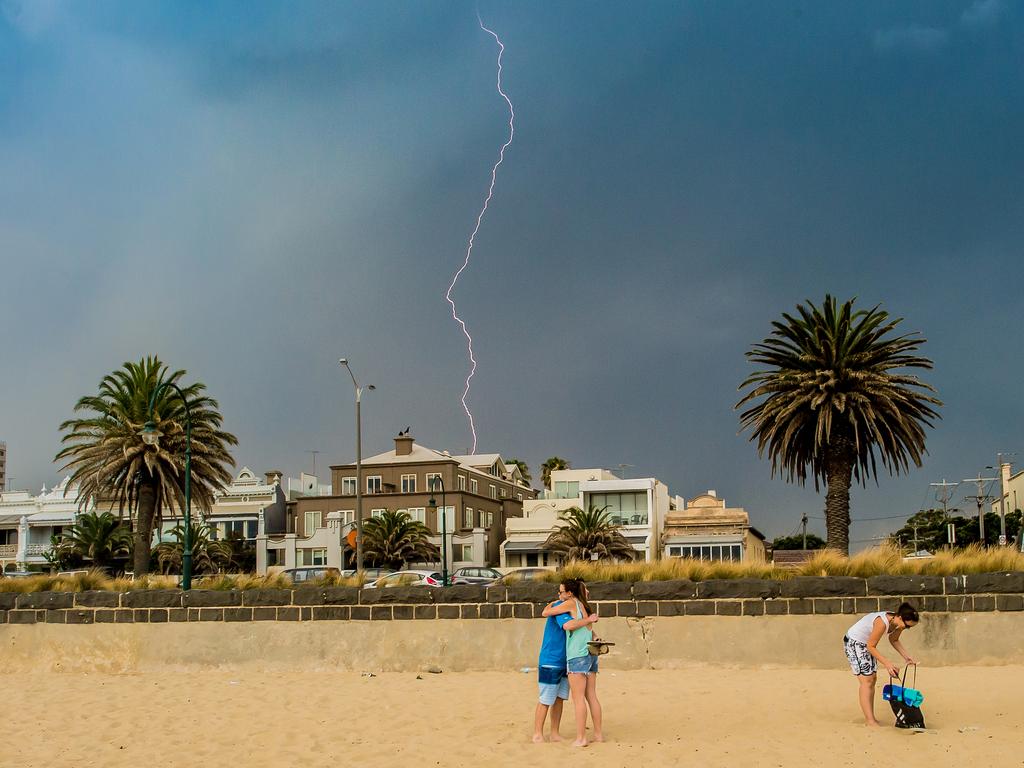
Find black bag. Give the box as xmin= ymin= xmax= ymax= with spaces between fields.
xmin=884 ymin=665 xmax=926 ymax=729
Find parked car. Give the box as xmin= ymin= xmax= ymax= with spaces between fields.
xmin=450 ymin=566 xmax=503 ymax=586
xmin=339 ymin=567 xmax=396 ymax=581
xmin=364 ymin=569 xmax=444 ymax=588
xmin=490 ymin=568 xmax=553 ymax=585
xmin=1 ymin=571 xmax=37 ymax=579
xmin=280 ymin=566 xmax=341 ymax=584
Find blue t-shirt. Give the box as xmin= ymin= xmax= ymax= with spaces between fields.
xmin=538 ymin=599 xmax=572 ymax=668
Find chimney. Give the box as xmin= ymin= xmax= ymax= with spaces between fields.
xmin=265 ymin=470 xmax=283 ymax=486
xmin=395 ymin=433 xmax=414 ymax=456
xmin=707 ymin=490 xmax=717 ymax=498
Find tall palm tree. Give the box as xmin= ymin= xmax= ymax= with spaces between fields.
xmin=542 ymin=505 xmax=636 ymax=562
xmin=736 ymin=296 xmax=941 ymax=554
xmin=540 ymin=457 xmax=571 ymax=490
xmin=56 ymin=357 xmax=238 ymax=575
xmin=60 ymin=511 xmax=133 ymax=571
xmin=154 ymin=519 xmax=234 ymax=575
xmin=505 ymin=458 xmax=532 ymax=486
xmin=362 ymin=510 xmax=440 ymax=570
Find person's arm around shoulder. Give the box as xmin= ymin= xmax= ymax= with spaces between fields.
xmin=866 ymin=616 xmax=900 ymax=677
xmin=541 ymin=599 xmax=573 ymax=617
xmin=562 ymin=601 xmax=598 ymax=632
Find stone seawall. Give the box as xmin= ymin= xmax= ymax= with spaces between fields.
xmin=2 ymin=574 xmax=1023 ymax=673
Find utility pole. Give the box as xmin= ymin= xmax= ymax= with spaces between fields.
xmin=801 ymin=513 xmax=808 ymax=550
xmin=963 ymin=471 xmax=997 ymax=546
xmin=307 ymin=450 xmax=320 ymax=479
xmin=911 ymin=524 xmax=919 ymax=554
xmin=930 ymin=478 xmax=959 ymax=545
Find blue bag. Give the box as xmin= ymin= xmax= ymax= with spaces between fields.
xmin=883 ymin=664 xmax=925 ymax=728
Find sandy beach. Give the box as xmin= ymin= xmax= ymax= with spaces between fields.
xmin=4 ymin=665 xmax=1022 ymax=768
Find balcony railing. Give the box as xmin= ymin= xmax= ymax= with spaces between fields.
xmin=0 ymin=544 xmax=16 ymax=558
xmin=25 ymin=543 xmax=50 ymax=556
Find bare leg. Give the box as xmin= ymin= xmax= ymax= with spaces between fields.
xmin=585 ymin=673 xmax=603 ymax=742
xmin=569 ymin=673 xmax=589 ymax=747
xmin=858 ymin=674 xmax=880 ymax=726
xmin=533 ymin=702 xmax=550 ymax=742
xmin=550 ymin=698 xmax=563 ymax=741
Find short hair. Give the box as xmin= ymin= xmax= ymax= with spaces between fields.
xmin=896 ymin=602 xmax=920 ymax=623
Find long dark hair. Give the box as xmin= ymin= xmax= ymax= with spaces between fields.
xmin=563 ymin=577 xmax=592 ymax=617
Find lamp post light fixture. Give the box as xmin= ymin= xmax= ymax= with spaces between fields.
xmin=139 ymin=381 xmax=193 ymax=590
xmin=427 ymin=476 xmax=448 ymax=586
xmin=340 ymin=359 xmax=374 ymax=574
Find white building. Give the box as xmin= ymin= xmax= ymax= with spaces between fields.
xmin=502 ymin=468 xmax=671 ymax=566
xmin=0 ymin=477 xmax=85 ymax=571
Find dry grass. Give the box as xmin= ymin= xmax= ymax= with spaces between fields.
xmin=0 ymin=545 xmax=1021 ymax=592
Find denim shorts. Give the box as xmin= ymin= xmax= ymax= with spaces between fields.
xmin=567 ymin=654 xmax=599 ymax=675
xmin=537 ymin=665 xmax=569 ymax=705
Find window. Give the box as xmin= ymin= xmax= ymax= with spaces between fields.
xmin=669 ymin=544 xmax=742 ymax=562
xmin=464 ymin=507 xmax=474 ymax=528
xmin=405 ymin=507 xmax=426 ymax=524
xmin=589 ymin=492 xmax=648 ymax=525
xmin=500 ymin=487 xmax=507 ymax=498
xmin=457 ymin=474 xmax=466 ymax=491
xmin=454 ymin=544 xmax=474 ymax=561
xmin=553 ymin=481 xmax=580 ymax=499
xmin=367 ymin=476 xmax=382 ymax=494
xmin=339 ymin=510 xmax=355 ymax=525
xmin=426 ymin=473 xmax=442 ymax=492
xmin=304 ymin=510 xmax=322 ymax=534
xmin=489 ymin=484 xmax=497 ymax=499
xmin=298 ymin=548 xmax=327 ymax=566
xmin=470 ymin=478 xmax=479 ymax=494
xmin=223 ymin=520 xmax=259 ymax=540
xmin=401 ymin=474 xmax=416 ymax=493
xmin=371 ymin=509 xmax=386 ymax=519
xmin=482 ymin=511 xmax=493 ymax=528
xmin=341 ymin=477 xmax=356 ymax=495
xmin=437 ymin=506 xmax=455 ymax=533
xmin=517 ymin=493 xmax=523 ymax=502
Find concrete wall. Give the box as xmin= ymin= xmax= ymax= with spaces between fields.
xmin=2 ymin=612 xmax=1023 ymax=674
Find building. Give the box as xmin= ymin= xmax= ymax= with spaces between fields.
xmin=0 ymin=477 xmax=86 ymax=571
xmin=662 ymin=490 xmax=767 ymax=562
xmin=258 ymin=432 xmax=537 ymax=573
xmin=0 ymin=441 xmax=6 ymax=491
xmin=502 ymin=468 xmax=672 ymax=567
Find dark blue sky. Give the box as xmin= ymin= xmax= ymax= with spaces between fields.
xmin=1 ymin=1 xmax=1021 ymax=547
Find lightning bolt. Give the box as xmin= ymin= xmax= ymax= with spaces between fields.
xmin=445 ymin=15 xmax=514 ymax=454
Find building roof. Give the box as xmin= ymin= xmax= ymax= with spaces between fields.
xmin=341 ymin=443 xmax=531 ymax=489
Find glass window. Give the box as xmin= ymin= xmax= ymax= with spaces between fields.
xmin=426 ymin=473 xmax=442 ymax=492
xmin=406 ymin=507 xmax=426 ymax=524
xmin=401 ymin=474 xmax=416 ymax=493
xmin=341 ymin=477 xmax=356 ymax=495
xmin=553 ymin=481 xmax=579 ymax=499
xmin=298 ymin=548 xmax=327 ymax=566
xmin=457 ymin=475 xmax=466 ymax=491
xmin=245 ymin=520 xmax=258 ymax=539
xmin=464 ymin=507 xmax=474 ymax=528
xmin=517 ymin=493 xmax=523 ymax=502
xmin=371 ymin=508 xmax=386 ymax=519
xmin=367 ymin=476 xmax=382 ymax=494
xmin=339 ymin=510 xmax=355 ymax=525
xmin=304 ymin=511 xmax=322 ymax=534
xmin=470 ymin=478 xmax=478 ymax=494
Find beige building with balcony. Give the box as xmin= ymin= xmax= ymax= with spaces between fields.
xmin=258 ymin=433 xmax=537 ymax=572
xmin=662 ymin=490 xmax=767 ymax=562
xmin=0 ymin=477 xmax=88 ymax=571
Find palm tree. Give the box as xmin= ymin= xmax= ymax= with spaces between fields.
xmin=60 ymin=511 xmax=133 ymax=571
xmin=736 ymin=296 xmax=941 ymax=554
xmin=362 ymin=510 xmax=440 ymax=570
xmin=56 ymin=357 xmax=238 ymax=575
xmin=505 ymin=458 xmax=531 ymax=486
xmin=542 ymin=505 xmax=636 ymax=562
xmin=540 ymin=457 xmax=571 ymax=490
xmin=154 ymin=519 xmax=234 ymax=575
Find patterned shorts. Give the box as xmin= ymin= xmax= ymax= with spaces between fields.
xmin=844 ymin=636 xmax=876 ymax=676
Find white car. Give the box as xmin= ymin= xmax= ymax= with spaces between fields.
xmin=364 ymin=569 xmax=444 ymax=589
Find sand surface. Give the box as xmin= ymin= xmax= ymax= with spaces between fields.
xmin=4 ymin=666 xmax=1022 ymax=767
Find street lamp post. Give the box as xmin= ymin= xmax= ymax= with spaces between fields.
xmin=340 ymin=359 xmax=374 ymax=574
xmin=139 ymin=381 xmax=193 ymax=590
xmin=427 ymin=476 xmax=448 ymax=586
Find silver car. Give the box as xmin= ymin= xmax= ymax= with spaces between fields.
xmin=450 ymin=566 xmax=503 ymax=586
xmin=364 ymin=569 xmax=444 ymax=588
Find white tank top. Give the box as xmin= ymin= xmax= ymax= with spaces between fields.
xmin=846 ymin=611 xmax=893 ymax=644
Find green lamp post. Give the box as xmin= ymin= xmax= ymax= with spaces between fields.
xmin=427 ymin=476 xmax=448 ymax=586
xmin=139 ymin=381 xmax=193 ymax=590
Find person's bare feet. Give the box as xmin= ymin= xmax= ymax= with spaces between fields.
xmin=572 ymin=738 xmax=589 ymax=748
xmin=865 ymin=721 xmax=881 ymax=728
xmin=592 ymin=733 xmax=605 ymax=743
xmin=550 ymin=732 xmax=562 ymax=742
xmin=532 ymin=733 xmax=546 ymax=743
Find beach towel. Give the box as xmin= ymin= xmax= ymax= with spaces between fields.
xmin=883 ymin=664 xmax=925 ymax=729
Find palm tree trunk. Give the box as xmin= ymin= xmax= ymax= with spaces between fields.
xmin=824 ymin=440 xmax=855 ymax=555
xmin=133 ymin=478 xmax=157 ymax=576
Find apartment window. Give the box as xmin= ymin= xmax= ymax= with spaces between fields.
xmin=298 ymin=548 xmax=327 ymax=566
xmin=489 ymin=484 xmax=497 ymax=499
xmin=470 ymin=478 xmax=479 ymax=494
xmin=367 ymin=476 xmax=382 ymax=494
xmin=304 ymin=511 xmax=322 ymax=534
xmin=223 ymin=520 xmax=259 ymax=541
xmin=669 ymin=544 xmax=742 ymax=562
xmin=405 ymin=507 xmax=426 ymax=524
xmin=454 ymin=544 xmax=474 ymax=561
xmin=589 ymin=492 xmax=648 ymax=525
xmin=517 ymin=493 xmax=523 ymax=502
xmin=401 ymin=474 xmax=417 ymax=493
xmin=499 ymin=487 xmax=507 ymax=498
xmin=339 ymin=510 xmax=355 ymax=525
xmin=457 ymin=474 xmax=466 ymax=491
xmin=371 ymin=509 xmax=387 ymax=519
xmin=464 ymin=507 xmax=474 ymax=529
xmin=426 ymin=473 xmax=443 ymax=492
xmin=437 ymin=507 xmax=455 ymax=533
xmin=341 ymin=477 xmax=356 ymax=496
xmin=482 ymin=511 xmax=493 ymax=528
xmin=553 ymin=481 xmax=580 ymax=499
